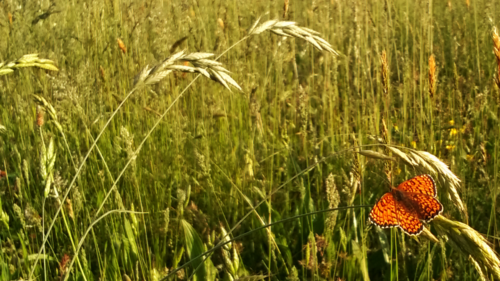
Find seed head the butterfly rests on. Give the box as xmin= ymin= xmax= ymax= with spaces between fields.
xmin=369 ymin=174 xmax=443 ymax=236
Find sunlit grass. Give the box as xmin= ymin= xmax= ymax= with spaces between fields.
xmin=0 ymin=0 xmax=499 ymax=280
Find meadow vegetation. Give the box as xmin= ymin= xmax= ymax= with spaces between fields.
xmin=0 ymin=0 xmax=500 ymax=280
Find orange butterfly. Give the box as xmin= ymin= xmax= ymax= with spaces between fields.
xmin=369 ymin=174 xmax=443 ymax=235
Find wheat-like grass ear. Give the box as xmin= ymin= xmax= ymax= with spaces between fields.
xmin=249 ymin=19 xmax=339 ymax=55
xmin=492 ymin=26 xmax=500 ymax=89
xmin=133 ymin=51 xmax=243 ymax=92
xmin=433 ymin=216 xmax=500 ymax=280
xmin=0 ymin=54 xmax=59 ymax=76
xmin=413 ymin=151 xmax=466 ymax=220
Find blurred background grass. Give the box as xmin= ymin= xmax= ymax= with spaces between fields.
xmin=0 ymin=0 xmax=499 ymax=280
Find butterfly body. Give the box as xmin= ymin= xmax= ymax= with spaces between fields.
xmin=369 ymin=174 xmax=443 ymax=236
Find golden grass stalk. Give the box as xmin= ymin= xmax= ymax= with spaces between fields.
xmin=0 ymin=54 xmax=59 ymax=76
xmin=381 ymin=119 xmax=392 ymax=181
xmin=428 ymin=54 xmax=437 ymax=98
xmin=248 ymin=19 xmax=338 ymax=55
xmin=433 ymin=216 xmax=500 ymax=280
xmin=283 ymin=0 xmax=290 ymax=19
xmin=381 ymin=51 xmax=389 ymax=95
xmin=493 ymin=27 xmax=500 ymax=89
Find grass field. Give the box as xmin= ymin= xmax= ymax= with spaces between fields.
xmin=1 ymin=0 xmax=500 ymax=280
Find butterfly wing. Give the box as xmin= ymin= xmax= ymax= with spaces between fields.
xmin=403 ymin=192 xmax=443 ymax=222
xmin=371 ymin=174 xmax=443 ymax=236
xmin=395 ymin=198 xmax=424 ymax=235
xmin=397 ymin=174 xmax=437 ymax=197
xmin=369 ymin=193 xmax=399 ymax=228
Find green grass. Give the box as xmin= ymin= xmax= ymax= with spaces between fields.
xmin=0 ymin=0 xmax=499 ymax=280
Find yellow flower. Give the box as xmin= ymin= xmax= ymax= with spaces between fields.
xmin=466 ymin=154 xmax=474 ymax=161
xmin=411 ymin=141 xmax=417 ymax=148
xmin=449 ymin=128 xmax=458 ymax=137
xmin=446 ymin=145 xmax=456 ymax=150
xmin=449 ymin=120 xmax=455 ymax=126
xmin=393 ymin=125 xmax=399 ymax=132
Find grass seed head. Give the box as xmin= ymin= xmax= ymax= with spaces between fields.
xmin=36 ymin=105 xmax=44 ymax=127
xmin=381 ymin=51 xmax=389 ymax=95
xmin=493 ymin=27 xmax=500 ymax=88
xmin=283 ymin=0 xmax=290 ymax=18
xmin=250 ymin=19 xmax=338 ymax=55
xmin=325 ymin=173 xmax=339 ymax=235
xmin=429 ymin=54 xmax=437 ymax=98
xmin=117 ymin=38 xmax=127 ymax=54
xmin=217 ymin=18 xmax=224 ymax=30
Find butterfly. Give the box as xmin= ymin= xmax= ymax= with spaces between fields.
xmin=369 ymin=174 xmax=443 ymax=235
